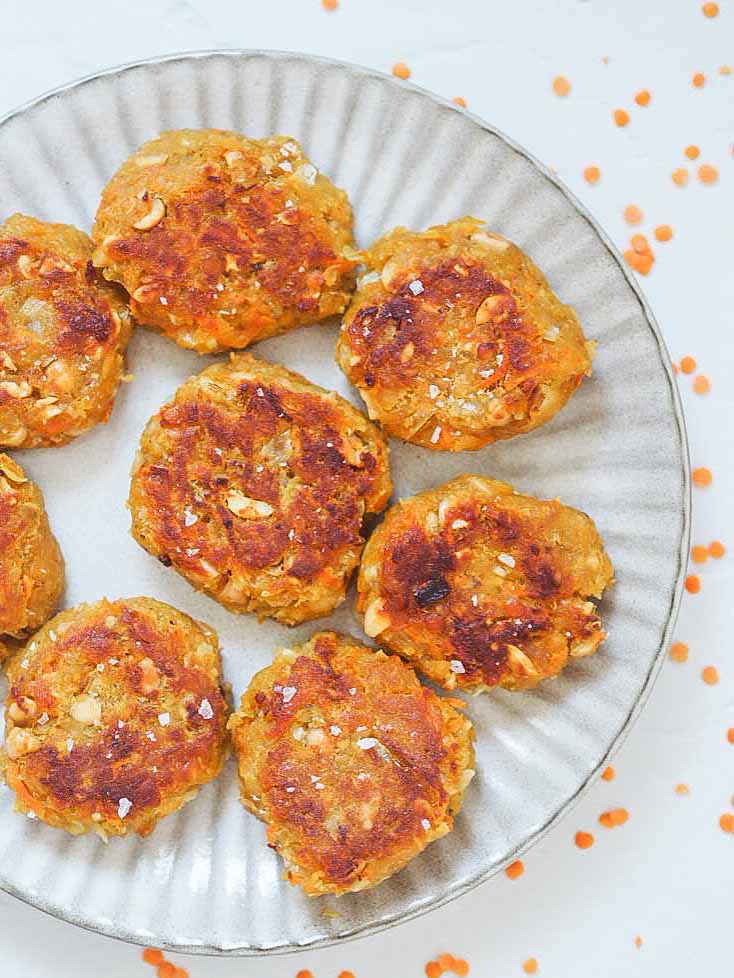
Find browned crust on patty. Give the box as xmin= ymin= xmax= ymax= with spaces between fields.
xmin=0 ymin=214 xmax=133 ymax=449
xmin=336 ymin=217 xmax=594 ymax=451
xmin=228 ymin=631 xmax=475 ymax=895
xmin=0 ymin=453 xmax=64 ymax=662
xmin=129 ymin=354 xmax=392 ymax=624
xmin=358 ymin=475 xmax=614 ymax=692
xmin=0 ymin=597 xmax=229 ymax=837
xmin=93 ymin=130 xmax=358 ymax=353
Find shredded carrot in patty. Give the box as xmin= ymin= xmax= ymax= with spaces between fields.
xmin=709 ymin=541 xmax=725 ymax=558
xmin=702 ymin=666 xmax=719 ymax=685
xmin=505 ymin=859 xmax=525 ymax=879
xmin=672 ymin=168 xmax=689 ymax=186
xmin=613 ymin=108 xmax=630 ymax=127
xmin=392 ymin=62 xmax=411 ymax=80
xmin=693 ymin=72 xmax=706 ymax=88
xmin=634 ymin=89 xmax=651 ymax=106
xmin=719 ymin=813 xmax=734 ymax=833
xmin=693 ymin=374 xmax=711 ymax=394
xmin=692 ymin=545 xmax=709 ymax=564
xmin=670 ymin=641 xmax=689 ymax=662
xmin=583 ymin=165 xmax=601 ymax=184
xmin=685 ymin=575 xmax=701 ymax=594
xmin=523 ymin=958 xmax=539 ymax=975
xmin=654 ymin=224 xmax=673 ymax=242
xmin=624 ymin=204 xmax=643 ymax=225
xmin=692 ymin=466 xmax=712 ymax=486
xmin=698 ymin=163 xmax=718 ymax=184
xmin=601 ymin=765 xmax=615 ymax=781
xmin=553 ymin=75 xmax=571 ymax=96
xmin=575 ymin=830 xmax=595 ymax=849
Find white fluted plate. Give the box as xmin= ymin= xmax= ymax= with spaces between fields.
xmin=0 ymin=51 xmax=689 ymax=955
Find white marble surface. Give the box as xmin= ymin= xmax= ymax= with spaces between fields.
xmin=1 ymin=1 xmax=732 ymax=976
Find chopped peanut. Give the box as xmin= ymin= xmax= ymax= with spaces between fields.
xmin=702 ymin=665 xmax=719 ymax=685
xmin=505 ymin=859 xmax=525 ymax=879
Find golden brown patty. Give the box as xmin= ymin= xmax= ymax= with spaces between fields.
xmin=336 ymin=217 xmax=594 ymax=451
xmin=358 ymin=475 xmax=613 ymax=692
xmin=0 ymin=453 xmax=64 ymax=664
xmin=228 ymin=631 xmax=475 ymax=896
xmin=0 ymin=597 xmax=229 ymax=838
xmin=129 ymin=354 xmax=392 ymax=625
xmin=0 ymin=213 xmax=133 ymax=449
xmin=93 ymin=129 xmax=358 ymax=353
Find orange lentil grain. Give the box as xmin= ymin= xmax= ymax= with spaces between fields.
xmin=322 ymin=0 xmax=338 ymax=9
xmin=575 ymin=830 xmax=595 ymax=849
xmin=680 ymin=356 xmax=697 ymax=374
xmin=693 ymin=72 xmax=706 ymax=88
xmin=685 ymin=574 xmax=701 ymax=594
xmin=599 ymin=807 xmax=629 ymax=828
xmin=720 ymin=813 xmax=734 ymax=833
xmin=505 ymin=859 xmax=525 ymax=879
xmin=702 ymin=1 xmax=719 ymax=15
xmin=624 ymin=250 xmax=655 ymax=275
xmin=438 ymin=954 xmax=456 ymax=970
xmin=143 ymin=950 xmax=165 ymax=967
xmin=727 ymin=728 xmax=734 ymax=744
xmin=698 ymin=163 xmax=719 ymax=184
xmin=721 ymin=65 xmax=733 ymax=75
xmin=601 ymin=765 xmax=616 ymax=781
xmin=425 ymin=962 xmax=442 ymax=978
xmin=673 ymin=362 xmax=680 ymax=374
xmin=675 ymin=783 xmax=690 ymax=795
xmin=392 ymin=62 xmax=411 ymax=80
xmin=296 ymin=971 xmax=314 ymax=978
xmin=523 ymin=958 xmax=539 ymax=975
xmin=157 ymin=965 xmax=176 ymax=978
xmin=614 ymin=108 xmax=630 ymax=126
xmin=634 ymin=89 xmax=651 ymax=106
xmin=635 ymin=936 xmax=643 ymax=949
xmin=453 ymin=961 xmax=470 ymax=977
xmin=631 ymin=233 xmax=651 ymax=254
xmin=670 ymin=641 xmax=689 ymax=662
xmin=624 ymin=204 xmax=643 ymax=225
xmin=553 ymin=75 xmax=571 ymax=96
xmin=709 ymin=541 xmax=726 ymax=558
xmin=338 ymin=972 xmax=356 ymax=978
xmin=672 ymin=168 xmax=689 ymax=186
xmin=584 ymin=165 xmax=601 ymax=184
xmin=702 ymin=665 xmax=719 ymax=685
xmin=693 ymin=374 xmax=711 ymax=394
xmin=172 ymin=969 xmax=189 ymax=978
xmin=685 ymin=144 xmax=700 ymax=160
xmin=692 ymin=466 xmax=712 ymax=486
xmin=654 ymin=224 xmax=673 ymax=242
xmin=453 ymin=96 xmax=467 ymax=107
xmin=692 ymin=545 xmax=709 ymax=564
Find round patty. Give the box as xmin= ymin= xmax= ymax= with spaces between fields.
xmin=358 ymin=475 xmax=614 ymax=692
xmin=0 ymin=214 xmax=133 ymax=449
xmin=0 ymin=597 xmax=229 ymax=838
xmin=0 ymin=454 xmax=64 ymax=664
xmin=129 ymin=354 xmax=392 ymax=625
xmin=93 ymin=129 xmax=358 ymax=353
xmin=336 ymin=217 xmax=594 ymax=451
xmin=228 ymin=630 xmax=475 ymax=896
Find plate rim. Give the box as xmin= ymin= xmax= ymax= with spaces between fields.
xmin=0 ymin=47 xmax=691 ymax=957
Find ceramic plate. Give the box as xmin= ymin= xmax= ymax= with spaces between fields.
xmin=0 ymin=50 xmax=689 ymax=955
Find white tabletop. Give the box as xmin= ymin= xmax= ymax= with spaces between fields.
xmin=1 ymin=1 xmax=732 ymax=975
